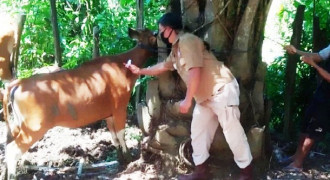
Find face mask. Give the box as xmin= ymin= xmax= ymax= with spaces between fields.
xmin=160 ymin=29 xmax=174 ymax=45
xmin=160 ymin=31 xmax=171 ymax=45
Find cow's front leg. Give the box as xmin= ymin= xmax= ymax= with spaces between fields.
xmin=105 ymin=115 xmax=132 ymax=164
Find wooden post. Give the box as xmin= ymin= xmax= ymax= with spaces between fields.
xmin=136 ymin=0 xmax=144 ymax=29
xmin=12 ymin=14 xmax=26 ymax=78
xmin=135 ymin=0 xmax=144 ymax=110
xmin=50 ymin=0 xmax=62 ymax=67
xmin=283 ymin=5 xmax=305 ymax=138
xmin=93 ymin=26 xmax=100 ymax=58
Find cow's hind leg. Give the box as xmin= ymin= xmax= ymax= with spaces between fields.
xmin=5 ymin=141 xmax=23 ymax=180
xmin=105 ymin=115 xmax=132 ymax=163
xmin=5 ymin=125 xmax=48 ymax=180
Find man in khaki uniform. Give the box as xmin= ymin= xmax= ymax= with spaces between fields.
xmin=126 ymin=12 xmax=253 ymax=180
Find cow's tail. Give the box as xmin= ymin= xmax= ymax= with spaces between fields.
xmin=3 ymin=79 xmax=20 ymax=144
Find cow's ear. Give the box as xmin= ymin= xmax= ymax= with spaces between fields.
xmin=128 ymin=27 xmax=139 ymax=40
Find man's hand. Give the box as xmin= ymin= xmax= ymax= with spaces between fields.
xmin=179 ymin=98 xmax=192 ymax=114
xmin=124 ymin=63 xmax=140 ymax=75
xmin=301 ymin=56 xmax=316 ymax=67
xmin=284 ymin=45 xmax=297 ymax=55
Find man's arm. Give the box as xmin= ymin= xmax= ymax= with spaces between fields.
xmin=179 ymin=67 xmax=201 ymax=113
xmin=302 ymin=56 xmax=330 ymax=82
xmin=285 ymin=45 xmax=322 ymax=62
xmin=285 ymin=45 xmax=330 ymax=81
xmin=125 ymin=62 xmax=170 ymax=76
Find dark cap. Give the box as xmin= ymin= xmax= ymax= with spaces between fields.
xmin=158 ymin=12 xmax=183 ymax=30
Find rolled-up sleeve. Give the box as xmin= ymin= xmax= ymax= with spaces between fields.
xmin=319 ymin=44 xmax=330 ymax=61
xmin=163 ymin=53 xmax=175 ymax=71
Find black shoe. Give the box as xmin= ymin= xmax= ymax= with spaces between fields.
xmin=178 ymin=161 xmax=211 ymax=180
xmin=238 ymin=164 xmax=253 ymax=180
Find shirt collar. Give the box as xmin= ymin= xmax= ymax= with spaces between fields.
xmin=172 ymin=31 xmax=184 ymax=45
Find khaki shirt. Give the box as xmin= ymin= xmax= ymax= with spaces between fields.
xmin=164 ymin=32 xmax=234 ymax=103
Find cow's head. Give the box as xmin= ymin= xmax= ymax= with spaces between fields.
xmin=128 ymin=28 xmax=157 ymax=53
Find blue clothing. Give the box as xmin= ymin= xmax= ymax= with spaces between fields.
xmin=315 ymin=44 xmax=330 ymax=103
xmin=319 ymin=44 xmax=330 ymax=60
xmin=302 ymin=98 xmax=330 ymax=140
xmin=302 ymin=44 xmax=330 ymax=139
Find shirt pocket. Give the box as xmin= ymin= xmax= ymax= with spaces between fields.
xmin=178 ymin=58 xmax=186 ymax=70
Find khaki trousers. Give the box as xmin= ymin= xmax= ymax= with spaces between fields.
xmin=191 ymin=79 xmax=252 ymax=168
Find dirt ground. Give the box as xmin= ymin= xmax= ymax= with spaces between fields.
xmin=0 ymin=121 xmax=330 ymax=180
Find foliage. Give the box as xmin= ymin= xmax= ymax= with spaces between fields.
xmin=266 ymin=55 xmax=316 ymax=133
xmin=266 ymin=0 xmax=329 ymax=134
xmin=0 ymin=0 xmax=168 ymax=114
xmin=0 ymin=0 xmax=167 ymax=70
xmin=266 ymin=57 xmax=286 ymax=131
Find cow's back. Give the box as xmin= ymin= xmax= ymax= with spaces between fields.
xmin=10 ymin=58 xmax=134 ymax=129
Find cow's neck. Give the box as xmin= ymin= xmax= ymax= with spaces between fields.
xmin=121 ymin=45 xmax=152 ymax=68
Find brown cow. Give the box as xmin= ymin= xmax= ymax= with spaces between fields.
xmin=0 ymin=17 xmax=16 ymax=81
xmin=3 ymin=28 xmax=157 ymax=179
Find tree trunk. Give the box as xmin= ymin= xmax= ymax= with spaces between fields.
xmin=93 ymin=26 xmax=100 ymax=58
xmin=136 ymin=0 xmax=144 ymax=29
xmin=138 ymin=0 xmax=272 ymax=175
xmin=50 ymin=0 xmax=62 ymax=67
xmin=283 ymin=5 xmax=305 ymax=138
xmin=135 ymin=0 xmax=144 ymax=113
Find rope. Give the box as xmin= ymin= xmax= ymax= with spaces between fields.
xmin=264 ymin=36 xmax=285 ymax=47
xmin=138 ymin=43 xmax=170 ymax=53
xmin=192 ymin=0 xmax=232 ymax=34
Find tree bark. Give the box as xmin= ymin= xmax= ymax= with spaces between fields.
xmin=50 ymin=0 xmax=62 ymax=67
xmin=283 ymin=5 xmax=305 ymax=138
xmin=231 ymin=0 xmax=261 ymax=84
xmin=135 ymin=0 xmax=144 ymax=113
xmin=136 ymin=0 xmax=144 ymax=29
xmin=93 ymin=26 xmax=100 ymax=58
